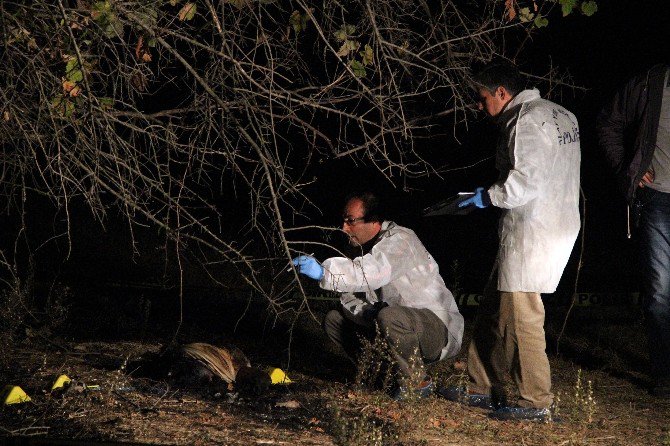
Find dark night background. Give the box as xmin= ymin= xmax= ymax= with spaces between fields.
xmin=304 ymin=0 xmax=670 ymax=303
xmin=4 ymin=4 xmax=670 ymax=444
xmin=4 ymin=1 xmax=669 ymax=333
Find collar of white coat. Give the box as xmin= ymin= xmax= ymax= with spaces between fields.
xmin=380 ymin=220 xmax=392 ymax=233
xmin=504 ymin=88 xmax=540 ymax=111
xmin=378 ymin=220 xmax=396 ymax=238
xmin=496 ymin=88 xmax=540 ymax=126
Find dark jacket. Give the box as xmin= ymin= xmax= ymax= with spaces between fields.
xmin=596 ymin=64 xmax=668 ymax=203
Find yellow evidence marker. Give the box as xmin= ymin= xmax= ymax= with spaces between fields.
xmin=267 ymin=367 xmax=292 ymax=385
xmin=2 ymin=385 xmax=32 ymax=404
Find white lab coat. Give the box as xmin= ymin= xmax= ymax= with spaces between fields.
xmin=319 ymin=221 xmax=464 ymax=360
xmin=488 ymin=89 xmax=581 ymax=293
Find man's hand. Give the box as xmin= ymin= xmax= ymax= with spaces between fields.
xmin=458 ymin=187 xmax=491 ymax=209
xmin=639 ymin=169 xmax=655 ymax=188
xmin=291 ymin=255 xmax=324 ymax=281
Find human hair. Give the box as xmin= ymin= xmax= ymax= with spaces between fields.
xmin=470 ymin=59 xmax=525 ymax=97
xmin=344 ymin=191 xmax=384 ymax=223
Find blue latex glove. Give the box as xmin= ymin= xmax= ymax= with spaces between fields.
xmin=458 ymin=187 xmax=491 ymax=209
xmin=291 ymin=255 xmax=324 ymax=281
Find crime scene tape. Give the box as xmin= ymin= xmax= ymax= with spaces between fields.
xmin=298 ymin=292 xmax=642 ymax=307
xmin=456 ymin=292 xmax=641 ymax=307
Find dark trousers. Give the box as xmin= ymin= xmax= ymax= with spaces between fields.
xmin=323 ymin=306 xmax=448 ymax=379
xmin=638 ymin=187 xmax=670 ymax=387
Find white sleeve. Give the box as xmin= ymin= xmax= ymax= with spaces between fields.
xmin=489 ymin=112 xmax=554 ymax=209
xmin=319 ymin=231 xmax=413 ymax=293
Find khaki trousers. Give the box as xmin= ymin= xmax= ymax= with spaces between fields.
xmin=467 ymin=291 xmax=553 ymax=408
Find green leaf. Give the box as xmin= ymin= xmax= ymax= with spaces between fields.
xmin=519 ymin=7 xmax=534 ymax=23
xmin=92 ymin=1 xmax=112 ymax=15
xmin=289 ymin=11 xmax=301 ymax=33
xmin=289 ymin=10 xmax=309 ymax=33
xmin=185 ymin=3 xmax=197 ymax=19
xmin=349 ymin=60 xmax=366 ymax=78
xmin=92 ymin=1 xmax=124 ymax=38
xmin=68 ymin=70 xmax=83 ymax=83
xmin=99 ymin=97 xmax=114 ymax=108
xmin=51 ymin=96 xmax=76 ymax=118
xmin=336 ymin=40 xmax=359 ymax=57
xmin=178 ymin=3 xmax=197 ymax=21
xmin=334 ymin=24 xmax=356 ymax=42
xmin=360 ymin=44 xmax=373 ymax=66
xmin=65 ymin=57 xmax=78 ymax=74
xmin=65 ymin=58 xmax=83 ymax=83
xmin=581 ymin=1 xmax=598 ymax=16
xmin=559 ymin=0 xmax=577 ymax=16
xmin=136 ymin=4 xmax=158 ymax=28
xmin=534 ymin=15 xmax=549 ymax=28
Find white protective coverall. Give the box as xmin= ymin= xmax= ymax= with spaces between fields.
xmin=318 ymin=221 xmax=464 ymax=360
xmin=488 ymin=88 xmax=581 ymax=293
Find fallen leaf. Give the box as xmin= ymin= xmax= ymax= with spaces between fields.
xmin=275 ymin=399 xmax=300 ymax=409
xmin=388 ymin=410 xmax=401 ymax=421
xmin=442 ymin=419 xmax=461 ymax=428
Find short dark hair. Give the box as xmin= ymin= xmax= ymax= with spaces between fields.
xmin=344 ymin=191 xmax=384 ymax=223
xmin=470 ymin=59 xmax=525 ymax=97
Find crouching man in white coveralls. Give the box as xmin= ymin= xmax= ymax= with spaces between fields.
xmin=444 ymin=60 xmax=581 ymax=421
xmin=292 ymin=191 xmax=464 ymax=401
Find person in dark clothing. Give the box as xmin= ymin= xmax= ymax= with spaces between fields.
xmin=596 ymin=63 xmax=670 ymax=397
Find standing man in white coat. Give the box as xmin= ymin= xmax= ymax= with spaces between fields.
xmin=291 ymin=191 xmax=464 ymax=401
xmin=443 ymin=60 xmax=581 ymax=421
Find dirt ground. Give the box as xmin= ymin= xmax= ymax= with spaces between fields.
xmin=2 ymin=291 xmax=670 ymax=446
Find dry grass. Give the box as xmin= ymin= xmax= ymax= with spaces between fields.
xmin=2 ymin=302 xmax=670 ymax=445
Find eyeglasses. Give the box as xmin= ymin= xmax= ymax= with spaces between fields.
xmin=342 ymin=216 xmax=366 ymax=226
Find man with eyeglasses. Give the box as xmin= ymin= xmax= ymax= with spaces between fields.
xmin=292 ymin=191 xmax=464 ymax=401
xmin=444 ymin=60 xmax=581 ymax=421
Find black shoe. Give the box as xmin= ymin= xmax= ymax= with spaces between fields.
xmin=489 ymin=406 xmax=553 ymax=422
xmin=437 ymin=386 xmax=494 ymax=410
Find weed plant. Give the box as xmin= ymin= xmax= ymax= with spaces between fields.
xmin=330 ymin=406 xmax=389 ymax=446
xmin=554 ymin=368 xmax=597 ymax=424
xmin=354 ymin=325 xmax=397 ymax=393
xmin=396 ymin=347 xmax=427 ymax=402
